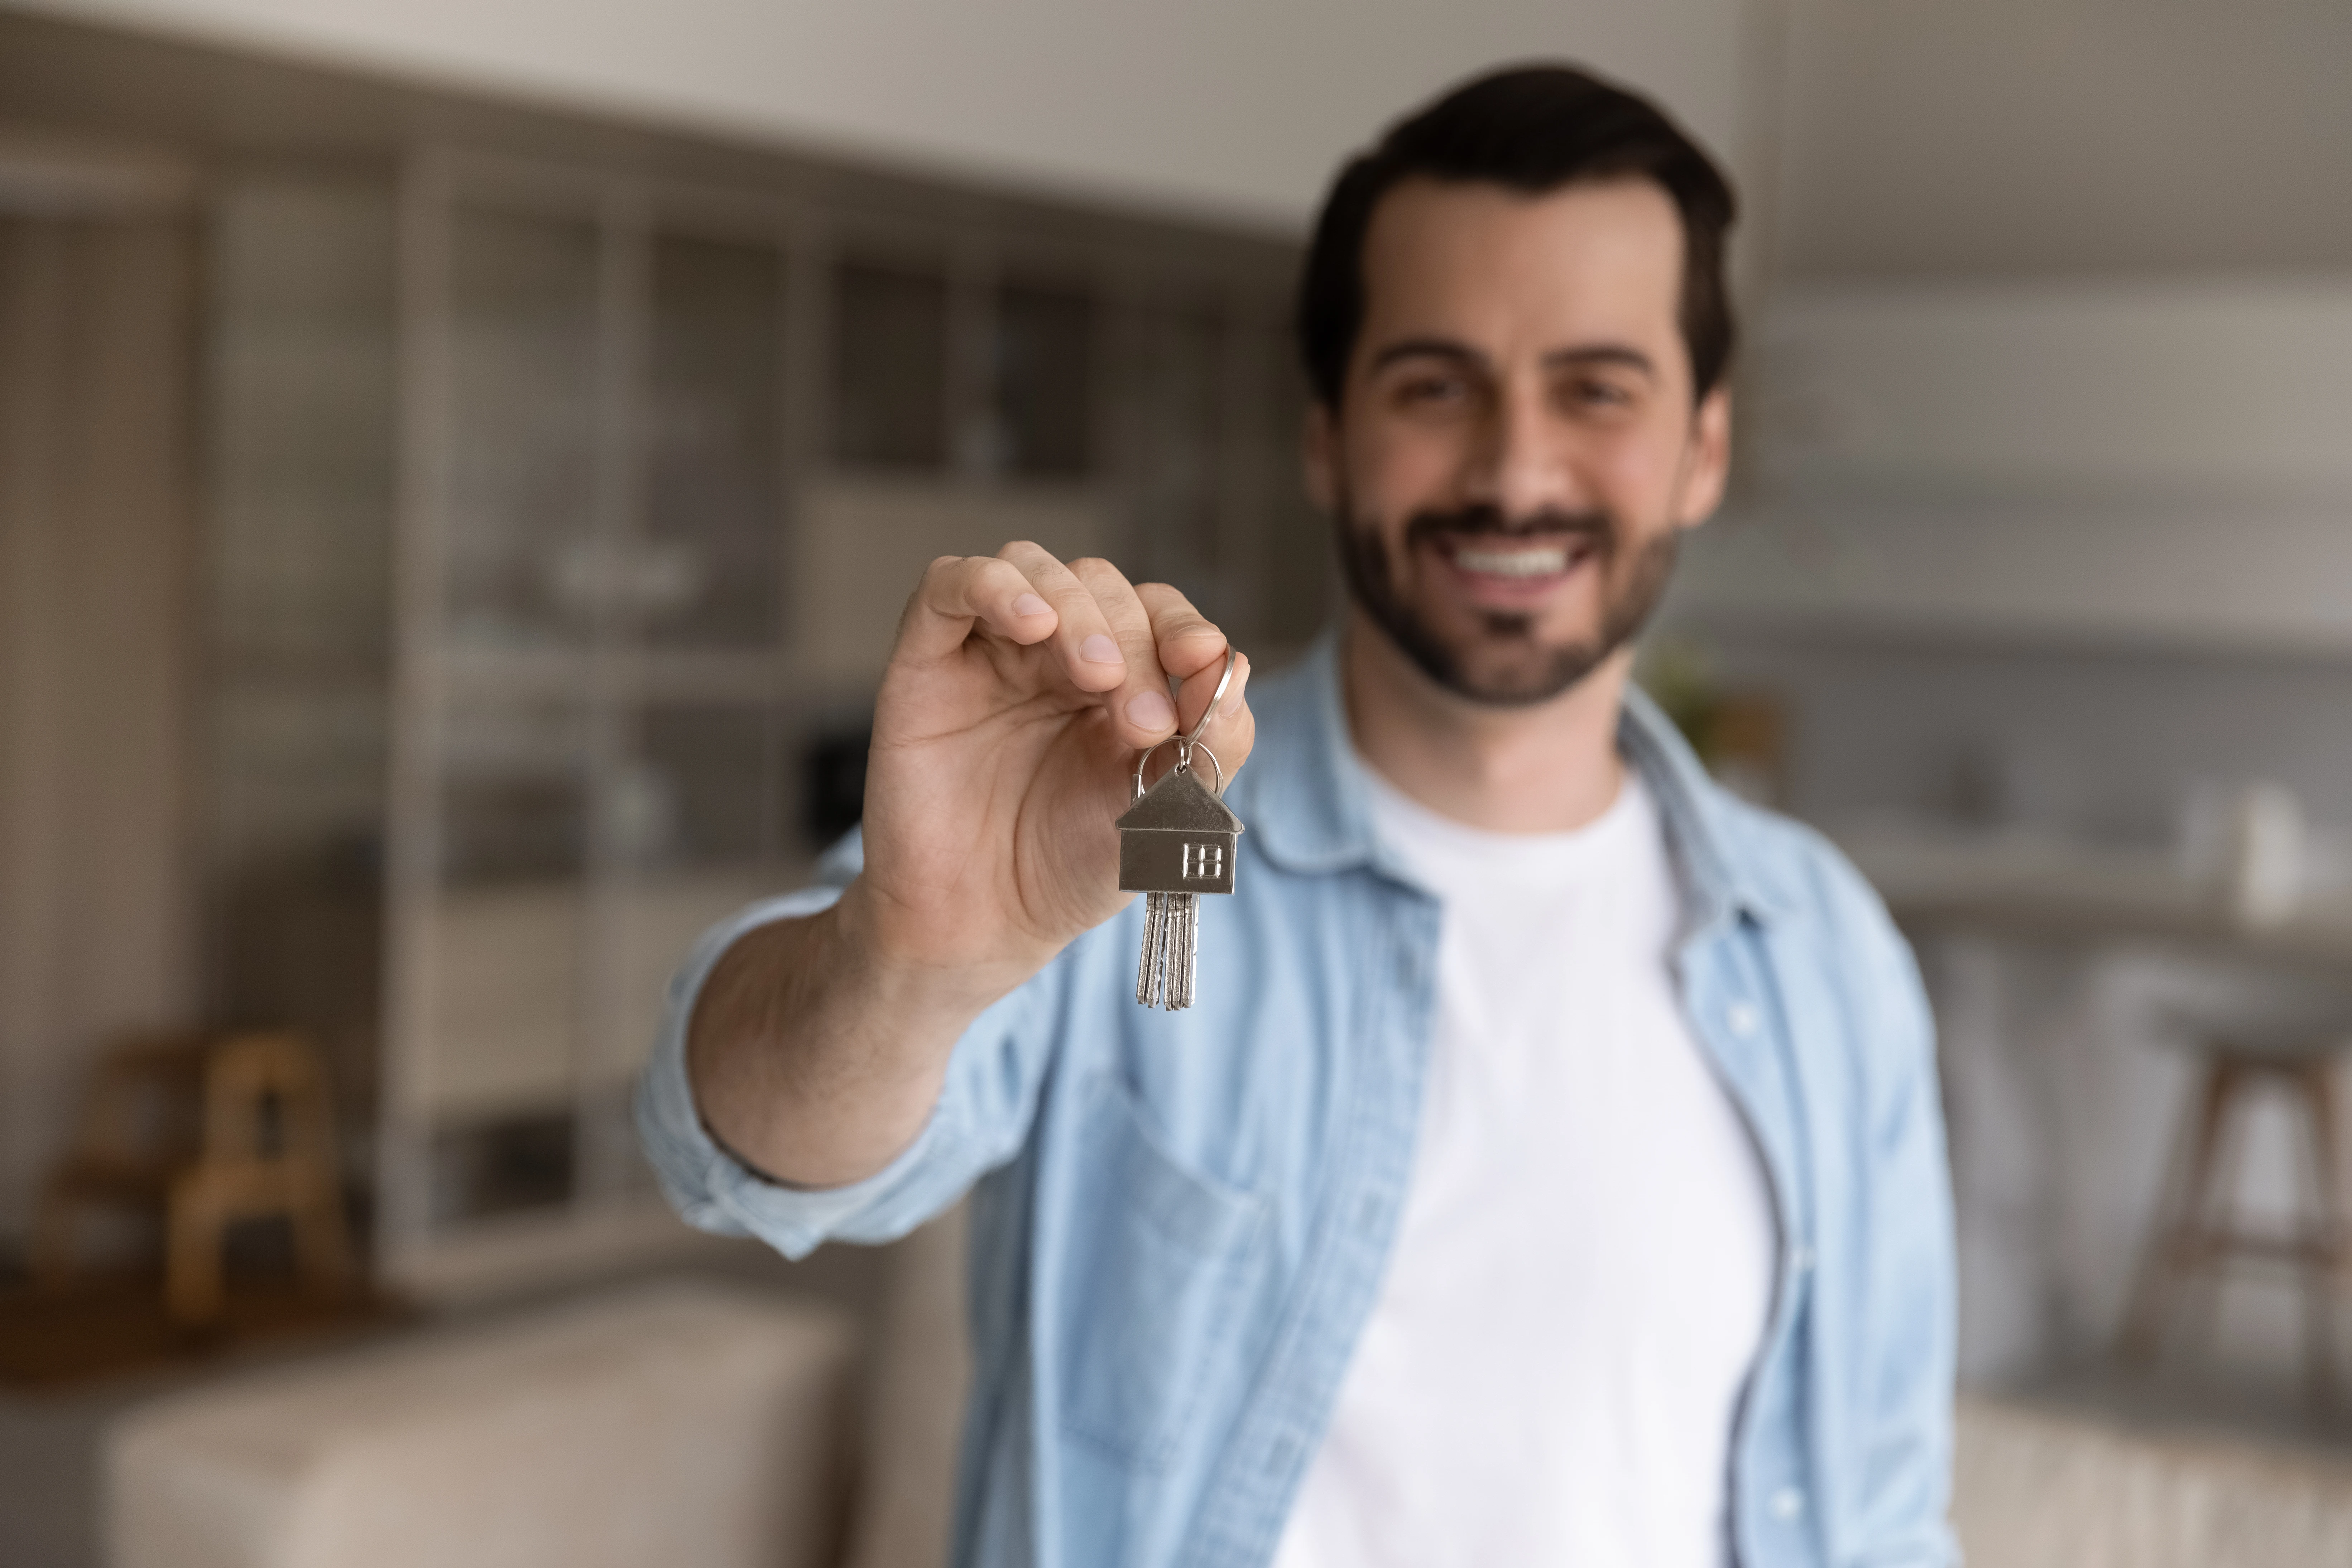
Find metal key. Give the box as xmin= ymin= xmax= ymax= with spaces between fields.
xmin=1116 ymin=650 xmax=1245 ymax=1011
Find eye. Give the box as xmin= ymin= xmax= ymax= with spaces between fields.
xmin=1395 ymin=373 xmax=1469 ymax=408
xmin=1563 ymin=375 xmax=1636 ymax=411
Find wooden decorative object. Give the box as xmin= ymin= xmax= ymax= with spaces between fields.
xmin=30 ymin=1029 xmax=356 ymax=1325
xmin=165 ymin=1031 xmax=356 ymax=1324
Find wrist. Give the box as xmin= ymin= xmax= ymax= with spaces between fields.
xmin=828 ymin=877 xmax=1040 ymax=1026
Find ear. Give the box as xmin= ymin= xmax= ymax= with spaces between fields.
xmin=1671 ymin=386 xmax=1732 ymax=528
xmin=1302 ymin=400 xmax=1339 ymax=515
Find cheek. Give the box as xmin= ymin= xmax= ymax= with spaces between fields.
xmin=1581 ymin=427 xmax=1687 ymax=521
xmin=1348 ymin=419 xmax=1467 ymax=515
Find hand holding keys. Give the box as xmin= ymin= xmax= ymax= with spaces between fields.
xmin=848 ymin=544 xmax=1253 ymax=993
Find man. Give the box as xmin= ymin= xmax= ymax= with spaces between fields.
xmin=642 ymin=64 xmax=1954 ymax=1568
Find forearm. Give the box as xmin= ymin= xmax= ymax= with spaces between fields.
xmin=684 ymin=881 xmax=1027 ymax=1187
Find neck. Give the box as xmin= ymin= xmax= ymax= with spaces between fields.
xmin=1341 ymin=608 xmax=1629 ymax=835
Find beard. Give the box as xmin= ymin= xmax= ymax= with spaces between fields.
xmin=1335 ymin=489 xmax=1679 ymax=708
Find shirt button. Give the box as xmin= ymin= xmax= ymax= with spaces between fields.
xmin=1789 ymin=1245 xmax=1816 ymax=1274
xmin=1727 ymin=1001 xmax=1760 ymax=1036
xmin=1769 ymin=1486 xmax=1805 ymax=1521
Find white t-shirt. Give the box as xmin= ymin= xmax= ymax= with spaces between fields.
xmin=1270 ymin=767 xmax=1777 ymax=1568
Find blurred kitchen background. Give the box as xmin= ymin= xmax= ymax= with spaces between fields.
xmin=7 ymin=1 xmax=2352 ymax=1564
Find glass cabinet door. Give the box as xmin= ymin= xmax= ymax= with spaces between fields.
xmin=1125 ymin=298 xmax=1230 ymax=602
xmin=831 ymin=255 xmax=949 ymax=470
xmin=443 ymin=207 xmax=600 ymax=652
xmin=579 ymin=700 xmax=792 ymax=1205
xmin=420 ymin=694 xmax=588 ymax=1224
xmin=643 ymin=233 xmax=786 ymax=649
xmin=388 ymin=160 xmax=806 ymax=1284
xmin=994 ymin=278 xmax=1095 ymax=479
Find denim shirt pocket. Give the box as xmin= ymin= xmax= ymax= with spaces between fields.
xmin=1059 ymin=1074 xmax=1269 ymax=1471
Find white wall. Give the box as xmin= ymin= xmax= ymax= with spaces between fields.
xmin=1678 ymin=277 xmax=2352 ymax=652
xmin=1753 ymin=280 xmax=2352 ymax=494
xmin=0 ymin=214 xmax=200 ymax=1242
xmin=7 ymin=0 xmax=1750 ymax=229
xmin=1677 ymin=0 xmax=2352 ymax=650
xmin=1773 ymin=0 xmax=2352 ymax=277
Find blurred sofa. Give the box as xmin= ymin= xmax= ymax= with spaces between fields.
xmin=104 ymin=1204 xmax=2352 ymax=1568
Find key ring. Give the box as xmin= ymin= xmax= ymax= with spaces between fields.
xmin=1132 ymin=739 xmax=1223 ymax=801
xmin=1130 ymin=648 xmax=1238 ymax=799
xmin=1181 ymin=648 xmax=1240 ymax=752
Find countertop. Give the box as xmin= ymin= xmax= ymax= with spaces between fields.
xmin=1835 ymin=823 xmax=2352 ymax=971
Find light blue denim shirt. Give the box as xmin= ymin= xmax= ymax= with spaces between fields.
xmin=638 ymin=638 xmax=1957 ymax=1568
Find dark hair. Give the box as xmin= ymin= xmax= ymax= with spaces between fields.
xmin=1297 ymin=63 xmax=1737 ymax=409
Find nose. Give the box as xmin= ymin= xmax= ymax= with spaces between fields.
xmin=1467 ymin=374 xmax=1579 ymax=521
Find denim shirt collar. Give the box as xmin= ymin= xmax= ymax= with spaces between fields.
xmin=1230 ymin=630 xmax=1792 ymax=932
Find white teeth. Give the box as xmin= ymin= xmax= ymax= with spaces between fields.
xmin=1454 ymin=545 xmax=1569 ymax=578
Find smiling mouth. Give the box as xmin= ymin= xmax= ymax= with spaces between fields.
xmin=1434 ymin=531 xmax=1605 ymax=588
xmin=1451 ymin=543 xmax=1571 ymax=577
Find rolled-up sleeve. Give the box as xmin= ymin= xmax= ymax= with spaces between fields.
xmin=634 ymin=832 xmax=1061 ymax=1260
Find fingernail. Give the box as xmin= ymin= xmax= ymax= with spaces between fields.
xmin=1080 ymin=634 xmax=1123 ymax=665
xmin=1126 ymin=689 xmax=1175 ymax=729
xmin=1013 ymin=593 xmax=1050 ymax=618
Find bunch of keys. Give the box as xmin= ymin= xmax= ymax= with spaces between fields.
xmin=1116 ymin=649 xmax=1245 ymax=1011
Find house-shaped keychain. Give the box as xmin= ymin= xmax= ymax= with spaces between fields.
xmin=1117 ymin=761 xmax=1243 ymax=895
xmin=1117 ymin=755 xmax=1244 ymax=1009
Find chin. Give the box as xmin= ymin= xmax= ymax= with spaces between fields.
xmin=1455 ymin=648 xmax=1613 ymax=707
xmin=1387 ymin=614 xmax=1617 ymax=708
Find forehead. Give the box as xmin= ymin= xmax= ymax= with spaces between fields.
xmin=1357 ymin=176 xmax=1686 ymax=362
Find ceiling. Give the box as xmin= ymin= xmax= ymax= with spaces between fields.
xmin=1772 ymin=0 xmax=2352 ymax=278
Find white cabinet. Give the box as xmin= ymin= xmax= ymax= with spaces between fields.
xmin=330 ymin=148 xmax=1315 ymax=1295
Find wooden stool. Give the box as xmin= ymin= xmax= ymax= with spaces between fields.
xmin=32 ymin=1030 xmax=356 ymax=1324
xmin=2119 ymin=1039 xmax=2352 ymax=1401
xmin=30 ymin=1032 xmax=208 ymax=1288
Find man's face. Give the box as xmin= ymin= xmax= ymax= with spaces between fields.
xmin=1308 ymin=177 xmax=1731 ymax=706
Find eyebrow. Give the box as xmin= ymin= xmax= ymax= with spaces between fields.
xmin=1368 ymin=337 xmax=1659 ymax=379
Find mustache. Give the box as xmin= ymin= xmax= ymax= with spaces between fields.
xmin=1400 ymin=504 xmax=1617 ymax=552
